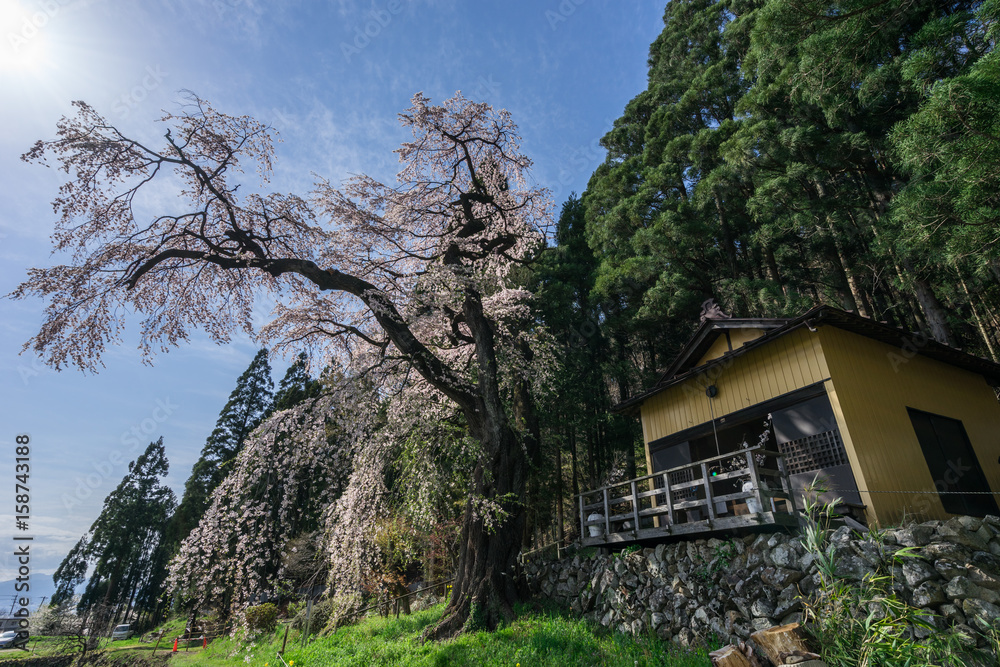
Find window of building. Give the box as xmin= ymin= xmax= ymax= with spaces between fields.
xmin=907 ymin=407 xmax=999 ymax=517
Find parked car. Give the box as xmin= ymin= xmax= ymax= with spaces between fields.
xmin=0 ymin=630 xmax=27 ymax=649
xmin=111 ymin=624 xmax=132 ymax=640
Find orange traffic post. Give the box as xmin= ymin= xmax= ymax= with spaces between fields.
xmin=203 ymin=636 xmax=207 ymax=648
xmin=172 ymin=638 xmax=178 ymax=652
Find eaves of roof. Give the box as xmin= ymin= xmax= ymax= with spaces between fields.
xmin=614 ymin=305 xmax=1000 ymax=414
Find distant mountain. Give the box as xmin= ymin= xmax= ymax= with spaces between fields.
xmin=0 ymin=577 xmax=56 ymax=613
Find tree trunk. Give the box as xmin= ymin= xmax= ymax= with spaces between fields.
xmin=615 ymin=372 xmax=637 ymax=480
xmin=709 ymin=645 xmax=752 ymax=667
xmin=763 ymin=244 xmax=785 ymax=297
xmin=555 ymin=447 xmax=565 ymax=550
xmin=750 ymin=623 xmax=812 ymax=666
xmin=906 ymin=268 xmax=956 ymax=347
xmin=425 ymin=421 xmax=528 ymax=639
xmin=585 ymin=428 xmax=596 ymax=488
xmin=814 ymin=182 xmax=867 ymax=317
xmin=868 ymin=223 xmax=953 ymax=344
xmin=515 ymin=355 xmax=542 ymax=552
xmin=958 ymin=271 xmax=998 ymax=361
xmin=569 ymin=427 xmax=580 ymax=535
xmin=828 ymin=244 xmax=860 ymax=313
xmin=425 ymin=290 xmax=535 ymax=639
xmin=714 ymin=192 xmax=739 ymax=280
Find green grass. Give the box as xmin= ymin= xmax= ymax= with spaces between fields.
xmin=173 ymin=602 xmax=711 ymax=667
xmin=2 ymin=617 xmax=205 ymax=663
xmin=16 ymin=634 xmax=65 ymax=656
xmin=2 ymin=603 xmax=710 ymax=666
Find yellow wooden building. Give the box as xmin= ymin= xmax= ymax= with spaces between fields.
xmin=612 ymin=304 xmax=1000 ymax=529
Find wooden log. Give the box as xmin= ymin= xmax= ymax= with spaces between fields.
xmin=750 ymin=623 xmax=811 ymax=666
xmin=709 ymin=645 xmax=752 ymax=667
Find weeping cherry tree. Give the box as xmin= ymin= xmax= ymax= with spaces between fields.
xmin=12 ymin=92 xmax=552 ymax=637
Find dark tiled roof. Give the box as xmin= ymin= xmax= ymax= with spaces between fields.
xmin=614 ymin=305 xmax=1000 ymax=413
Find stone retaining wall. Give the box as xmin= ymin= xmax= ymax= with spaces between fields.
xmin=524 ymin=515 xmax=1000 ymax=649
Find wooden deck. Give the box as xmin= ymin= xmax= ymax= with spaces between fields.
xmin=577 ymin=446 xmax=801 ymax=547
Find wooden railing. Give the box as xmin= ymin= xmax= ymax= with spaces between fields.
xmin=577 ymin=446 xmax=799 ymax=545
xmin=519 ymin=537 xmax=573 ymax=563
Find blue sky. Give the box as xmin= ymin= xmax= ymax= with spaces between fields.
xmin=0 ymin=0 xmax=665 ymax=588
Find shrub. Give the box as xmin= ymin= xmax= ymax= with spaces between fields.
xmin=243 ymin=603 xmax=278 ymax=634
xmin=292 ymin=598 xmax=334 ymax=636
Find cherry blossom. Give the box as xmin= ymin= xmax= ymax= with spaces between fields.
xmin=16 ymin=91 xmax=555 ymax=637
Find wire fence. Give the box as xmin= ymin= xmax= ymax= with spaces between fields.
xmin=354 ymin=576 xmax=456 ymax=617
xmin=519 ymin=536 xmax=574 ymax=563
xmin=837 ymin=489 xmax=1000 ymax=495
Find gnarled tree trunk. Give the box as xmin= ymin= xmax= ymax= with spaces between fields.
xmin=427 ymin=420 xmax=528 ymax=638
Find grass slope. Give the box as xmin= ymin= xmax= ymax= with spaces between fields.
xmin=173 ymin=603 xmax=711 ymax=667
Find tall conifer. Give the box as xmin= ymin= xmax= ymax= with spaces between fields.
xmin=167 ymin=349 xmax=274 ymax=549
xmin=52 ymin=439 xmax=175 ymax=622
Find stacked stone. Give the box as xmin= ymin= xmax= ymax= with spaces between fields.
xmin=522 ymin=515 xmax=1000 ymax=649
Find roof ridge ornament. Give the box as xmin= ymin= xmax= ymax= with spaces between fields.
xmin=699 ymin=299 xmax=731 ymax=323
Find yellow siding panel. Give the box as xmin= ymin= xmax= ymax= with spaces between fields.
xmin=748 ymin=354 xmax=767 ymax=405
xmin=642 ymin=327 xmax=830 ymax=443
xmin=791 ymin=336 xmax=812 ymax=387
xmin=696 ymin=327 xmax=770 ymax=367
xmin=731 ymin=328 xmax=766 ymax=349
xmin=818 ymin=326 xmax=1000 ymax=526
xmin=696 ymin=335 xmax=733 ymax=367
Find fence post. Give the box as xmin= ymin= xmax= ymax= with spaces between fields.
xmin=302 ymin=599 xmax=313 ymax=647
xmin=776 ymin=453 xmax=797 ymax=514
xmin=701 ymin=462 xmax=716 ymax=523
xmin=578 ymin=494 xmax=585 ymax=541
xmin=602 ymin=488 xmax=611 ymax=536
xmin=746 ymin=450 xmax=764 ymax=516
xmin=662 ymin=473 xmax=675 ymax=529
xmin=630 ymin=480 xmax=640 ymax=535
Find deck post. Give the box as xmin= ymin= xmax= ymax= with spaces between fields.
xmin=630 ymin=480 xmax=640 ymax=535
xmin=701 ymin=462 xmax=716 ymax=524
xmin=746 ymin=450 xmax=764 ymax=518
xmin=602 ymin=488 xmax=611 ymax=537
xmin=578 ymin=493 xmax=586 ymax=539
xmin=776 ymin=454 xmax=797 ymax=514
xmin=662 ymin=473 xmax=674 ymax=530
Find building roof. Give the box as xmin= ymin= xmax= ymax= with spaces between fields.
xmin=655 ymin=317 xmax=790 ymax=382
xmin=614 ymin=305 xmax=1000 ymax=413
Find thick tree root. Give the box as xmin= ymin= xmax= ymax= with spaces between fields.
xmin=422 ymin=575 xmax=518 ymax=641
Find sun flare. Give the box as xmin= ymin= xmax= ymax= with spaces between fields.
xmin=0 ymin=0 xmax=54 ymax=73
